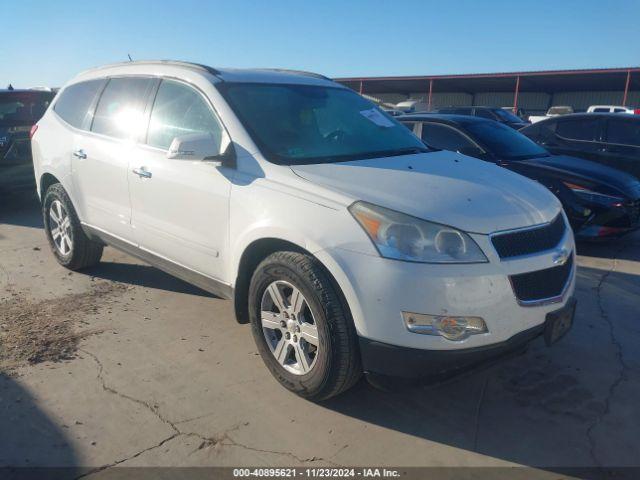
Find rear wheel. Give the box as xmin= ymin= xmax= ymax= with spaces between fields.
xmin=43 ymin=183 xmax=103 ymax=270
xmin=248 ymin=251 xmax=361 ymax=400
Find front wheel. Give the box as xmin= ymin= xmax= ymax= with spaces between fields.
xmin=43 ymin=183 xmax=103 ymax=270
xmin=248 ymin=251 xmax=361 ymax=400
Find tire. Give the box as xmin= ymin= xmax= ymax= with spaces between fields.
xmin=42 ymin=183 xmax=103 ymax=270
xmin=248 ymin=251 xmax=361 ymax=400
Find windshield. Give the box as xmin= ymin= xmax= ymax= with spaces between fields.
xmin=495 ymin=109 xmax=523 ymax=123
xmin=0 ymin=92 xmax=53 ymax=127
xmin=218 ymin=83 xmax=427 ymax=165
xmin=465 ymin=121 xmax=549 ymax=160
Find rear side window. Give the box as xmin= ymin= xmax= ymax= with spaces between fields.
xmin=91 ymin=77 xmax=155 ymax=140
xmin=147 ymin=80 xmax=223 ymax=150
xmin=421 ymin=123 xmax=480 ymax=153
xmin=54 ymin=80 xmax=104 ymax=129
xmin=606 ymin=118 xmax=640 ymax=147
xmin=556 ymin=118 xmax=600 ymax=141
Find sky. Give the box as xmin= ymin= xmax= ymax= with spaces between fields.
xmin=3 ymin=0 xmax=639 ymax=88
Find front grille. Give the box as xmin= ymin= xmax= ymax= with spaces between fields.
xmin=491 ymin=214 xmax=566 ymax=259
xmin=510 ymin=254 xmax=573 ymax=303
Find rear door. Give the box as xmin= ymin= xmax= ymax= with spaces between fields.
xmin=72 ymin=77 xmax=157 ymax=241
xmin=601 ymin=117 xmax=640 ymax=179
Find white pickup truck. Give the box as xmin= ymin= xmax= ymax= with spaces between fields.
xmin=529 ymin=106 xmax=574 ymax=124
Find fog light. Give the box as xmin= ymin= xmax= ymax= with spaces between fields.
xmin=402 ymin=312 xmax=487 ymax=341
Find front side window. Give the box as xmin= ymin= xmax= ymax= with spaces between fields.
xmin=465 ymin=121 xmax=549 ymax=160
xmin=556 ymin=118 xmax=600 ymax=141
xmin=218 ymin=83 xmax=426 ymax=165
xmin=91 ymin=77 xmax=155 ymax=140
xmin=54 ymin=80 xmax=104 ymax=129
xmin=147 ymin=80 xmax=223 ymax=151
xmin=421 ymin=123 xmax=482 ymax=155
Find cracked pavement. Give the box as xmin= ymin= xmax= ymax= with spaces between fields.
xmin=1 ymin=191 xmax=640 ymax=476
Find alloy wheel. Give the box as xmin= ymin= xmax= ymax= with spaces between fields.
xmin=260 ymin=280 xmax=320 ymax=375
xmin=49 ymin=200 xmax=73 ymax=256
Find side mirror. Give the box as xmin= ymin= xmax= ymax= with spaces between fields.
xmin=167 ymin=132 xmax=236 ymax=167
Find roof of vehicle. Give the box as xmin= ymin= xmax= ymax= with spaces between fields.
xmin=75 ymin=60 xmax=338 ymax=87
xmin=531 ymin=112 xmax=640 ymax=123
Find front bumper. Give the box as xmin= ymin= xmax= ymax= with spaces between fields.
xmin=315 ymin=214 xmax=576 ymax=355
xmin=359 ymin=322 xmax=544 ymax=379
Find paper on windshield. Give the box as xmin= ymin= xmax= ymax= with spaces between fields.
xmin=359 ymin=108 xmax=395 ymax=128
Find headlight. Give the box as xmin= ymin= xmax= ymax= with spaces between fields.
xmin=349 ymin=201 xmax=487 ymax=263
xmin=563 ymin=181 xmax=624 ymax=205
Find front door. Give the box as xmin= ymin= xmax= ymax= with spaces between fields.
xmin=128 ymin=79 xmax=232 ymax=282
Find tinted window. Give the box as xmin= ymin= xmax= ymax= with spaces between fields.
xmin=147 ymin=80 xmax=223 ymax=151
xmin=421 ymin=123 xmax=481 ymax=154
xmin=495 ymin=109 xmax=523 ymax=123
xmin=606 ymin=118 xmax=640 ymax=147
xmin=465 ymin=121 xmax=549 ymax=160
xmin=556 ymin=118 xmax=600 ymax=141
xmin=0 ymin=91 xmax=54 ymax=127
xmin=218 ymin=83 xmax=426 ymax=165
xmin=91 ymin=77 xmax=154 ymax=140
xmin=593 ymin=108 xmax=609 ymax=113
xmin=54 ymin=81 xmax=103 ymax=129
xmin=400 ymin=121 xmax=417 ymax=133
xmin=474 ymin=109 xmax=496 ymax=120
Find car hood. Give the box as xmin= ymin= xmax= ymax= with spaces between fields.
xmin=290 ymin=151 xmax=560 ymax=234
xmin=521 ymin=155 xmax=640 ymax=197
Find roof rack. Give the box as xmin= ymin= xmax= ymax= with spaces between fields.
xmin=84 ymin=60 xmax=221 ymax=77
xmin=260 ymin=68 xmax=332 ymax=82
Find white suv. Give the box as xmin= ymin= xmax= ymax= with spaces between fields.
xmin=32 ymin=61 xmax=577 ymax=399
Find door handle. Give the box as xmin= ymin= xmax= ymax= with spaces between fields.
xmin=72 ymin=149 xmax=87 ymax=159
xmin=132 ymin=167 xmax=152 ymax=178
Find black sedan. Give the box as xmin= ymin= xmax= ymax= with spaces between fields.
xmin=520 ymin=113 xmax=640 ymax=180
xmin=0 ymin=89 xmax=55 ymax=192
xmin=400 ymin=114 xmax=640 ymax=240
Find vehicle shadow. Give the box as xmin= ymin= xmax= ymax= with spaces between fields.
xmin=0 ymin=189 xmax=43 ymax=229
xmin=577 ymin=234 xmax=640 ymax=263
xmin=83 ymin=262 xmax=216 ymax=298
xmin=0 ymin=373 xmax=79 ymax=478
xmin=321 ymin=263 xmax=640 ymax=476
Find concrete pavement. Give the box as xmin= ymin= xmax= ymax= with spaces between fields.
xmin=1 ymin=191 xmax=639 ymax=477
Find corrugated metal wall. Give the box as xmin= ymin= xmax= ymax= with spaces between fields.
xmin=375 ymin=90 xmax=639 ymax=113
xmin=552 ymin=90 xmax=640 ymax=111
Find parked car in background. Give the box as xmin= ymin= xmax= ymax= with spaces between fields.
xmin=529 ymin=106 xmax=574 ymax=124
xmin=1 ymin=89 xmax=55 ymax=192
xmin=401 ymin=114 xmax=640 ymax=239
xmin=32 ymin=61 xmax=576 ymax=399
xmin=521 ymin=113 xmax=640 ymax=180
xmin=587 ymin=105 xmax=639 ymax=114
xmin=433 ymin=106 xmax=530 ymax=130
xmin=395 ymin=99 xmax=427 ymax=113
